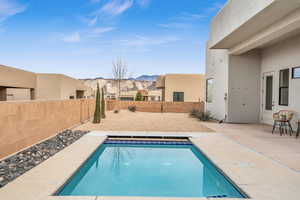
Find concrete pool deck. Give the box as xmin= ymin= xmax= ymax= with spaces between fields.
xmin=0 ymin=131 xmax=300 ymax=200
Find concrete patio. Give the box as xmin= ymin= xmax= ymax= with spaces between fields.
xmin=202 ymin=122 xmax=300 ymax=173
xmin=1 ymin=111 xmax=300 ymax=200
xmin=1 ymin=131 xmax=300 ymax=200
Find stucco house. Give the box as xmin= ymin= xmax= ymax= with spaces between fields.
xmin=205 ymin=0 xmax=300 ymax=128
xmin=156 ymin=74 xmax=205 ymax=102
xmin=0 ymin=65 xmax=93 ymax=101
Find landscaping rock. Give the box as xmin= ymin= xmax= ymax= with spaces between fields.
xmin=0 ymin=130 xmax=89 ymax=188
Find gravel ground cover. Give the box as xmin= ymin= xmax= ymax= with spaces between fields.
xmin=0 ymin=130 xmax=89 ymax=188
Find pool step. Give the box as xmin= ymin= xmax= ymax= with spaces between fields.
xmin=104 ymin=139 xmax=192 ymax=145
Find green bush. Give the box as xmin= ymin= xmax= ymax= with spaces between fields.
xmin=93 ymin=83 xmax=101 ymax=124
xmin=135 ymin=92 xmax=143 ymax=101
xmin=101 ymin=87 xmax=106 ymax=119
xmin=128 ymin=106 xmax=136 ymax=112
xmin=190 ymin=110 xmax=212 ymax=121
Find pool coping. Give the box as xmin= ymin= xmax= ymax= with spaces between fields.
xmin=1 ymin=131 xmax=300 ymax=199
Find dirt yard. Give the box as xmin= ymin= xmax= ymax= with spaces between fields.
xmin=75 ymin=110 xmax=214 ymax=132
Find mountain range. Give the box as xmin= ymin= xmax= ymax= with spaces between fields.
xmin=135 ymin=75 xmax=159 ymax=81
xmin=82 ymin=75 xmax=159 ymax=82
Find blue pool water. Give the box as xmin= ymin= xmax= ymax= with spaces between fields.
xmin=57 ymin=142 xmax=244 ymax=198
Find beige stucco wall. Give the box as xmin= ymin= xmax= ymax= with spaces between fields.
xmin=35 ymin=74 xmax=62 ymax=100
xmin=156 ymin=76 xmax=165 ymax=88
xmin=261 ymin=34 xmax=300 ymax=128
xmin=206 ymin=0 xmax=300 ymax=124
xmin=0 ymin=65 xmax=36 ymax=89
xmin=205 ymin=47 xmax=229 ymax=120
xmin=227 ymin=50 xmax=261 ymax=123
xmin=209 ymin=0 xmax=300 ymax=49
xmin=0 ymin=65 xmax=93 ymax=101
xmin=163 ymin=74 xmax=205 ymax=102
xmin=35 ymin=74 xmax=93 ymax=100
xmin=0 ymin=99 xmax=95 ymax=159
xmin=6 ymin=88 xmax=31 ymax=101
xmin=209 ymin=0 xmax=274 ymax=48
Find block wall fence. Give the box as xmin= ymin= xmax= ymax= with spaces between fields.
xmin=106 ymin=100 xmax=204 ymax=113
xmin=0 ymin=99 xmax=95 ymax=159
xmin=0 ymin=99 xmax=204 ymax=159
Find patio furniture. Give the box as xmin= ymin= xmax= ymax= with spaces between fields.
xmin=272 ymin=110 xmax=294 ymax=136
xmin=297 ymin=119 xmax=300 ymax=138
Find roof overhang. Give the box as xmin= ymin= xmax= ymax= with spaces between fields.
xmin=210 ymin=0 xmax=300 ymax=52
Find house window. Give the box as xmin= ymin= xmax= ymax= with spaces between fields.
xmin=279 ymin=69 xmax=289 ymax=106
xmin=206 ymin=79 xmax=214 ymax=103
xmin=173 ymin=92 xmax=184 ymax=102
xmin=292 ymin=67 xmax=300 ymax=79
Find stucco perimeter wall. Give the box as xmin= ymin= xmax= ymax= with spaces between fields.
xmin=0 ymin=99 xmax=95 ymax=159
xmin=106 ymin=100 xmax=204 ymax=113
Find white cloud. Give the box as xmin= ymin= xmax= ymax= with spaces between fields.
xmin=176 ymin=12 xmax=206 ymax=21
xmin=90 ymin=0 xmax=101 ymax=3
xmin=0 ymin=0 xmax=26 ymax=23
xmin=87 ymin=16 xmax=98 ymax=26
xmin=61 ymin=32 xmax=81 ymax=43
xmin=121 ymin=35 xmax=180 ymax=47
xmin=60 ymin=27 xmax=115 ymax=43
xmin=93 ymin=27 xmax=115 ymax=34
xmin=159 ymin=23 xmax=190 ymax=29
xmin=99 ymin=0 xmax=133 ymax=16
xmin=136 ymin=0 xmax=150 ymax=8
xmin=206 ymin=2 xmax=224 ymax=12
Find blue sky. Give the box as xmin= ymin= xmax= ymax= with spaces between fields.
xmin=0 ymin=0 xmax=226 ymax=78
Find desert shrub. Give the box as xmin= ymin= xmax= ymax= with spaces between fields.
xmin=114 ymin=110 xmax=119 ymax=114
xmin=128 ymin=106 xmax=136 ymax=112
xmin=189 ymin=109 xmax=199 ymax=118
xmin=190 ymin=110 xmax=212 ymax=121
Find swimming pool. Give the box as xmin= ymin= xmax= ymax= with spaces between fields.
xmin=57 ymin=140 xmax=245 ymax=198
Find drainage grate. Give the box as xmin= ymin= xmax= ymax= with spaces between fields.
xmin=104 ymin=140 xmax=192 ymax=145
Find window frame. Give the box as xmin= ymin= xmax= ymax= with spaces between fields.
xmin=173 ymin=92 xmax=184 ymax=102
xmin=206 ymin=78 xmax=214 ymax=103
xmin=292 ymin=67 xmax=300 ymax=79
xmin=278 ymin=69 xmax=289 ymax=106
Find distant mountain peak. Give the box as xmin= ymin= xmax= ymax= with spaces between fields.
xmin=135 ymin=75 xmax=159 ymax=81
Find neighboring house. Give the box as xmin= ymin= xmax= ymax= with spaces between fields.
xmin=83 ymin=78 xmax=162 ymax=101
xmin=119 ymin=89 xmax=161 ymax=101
xmin=156 ymin=74 xmax=205 ymax=102
xmin=0 ymin=65 xmax=93 ymax=101
xmin=205 ymin=0 xmax=300 ymax=128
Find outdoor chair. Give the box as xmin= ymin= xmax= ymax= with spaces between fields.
xmin=297 ymin=119 xmax=300 ymax=138
xmin=272 ymin=110 xmax=294 ymax=136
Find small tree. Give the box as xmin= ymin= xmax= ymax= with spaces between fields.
xmin=101 ymin=87 xmax=106 ymax=119
xmin=112 ymin=58 xmax=128 ymax=100
xmin=135 ymin=91 xmax=143 ymax=101
xmin=93 ymin=83 xmax=101 ymax=124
